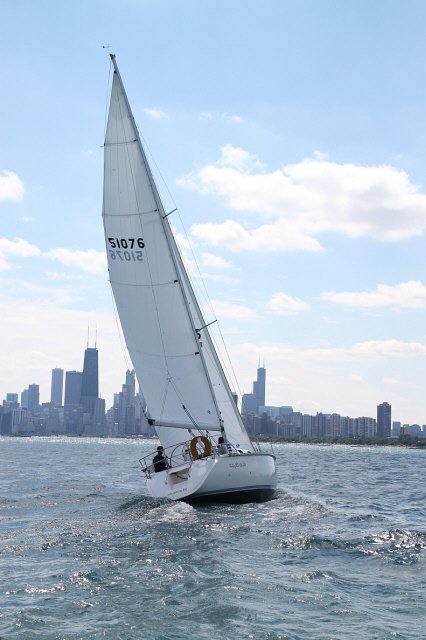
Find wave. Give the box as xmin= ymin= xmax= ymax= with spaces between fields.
xmin=144 ymin=500 xmax=197 ymax=524
xmin=347 ymin=513 xmax=379 ymax=522
xmin=117 ymin=495 xmax=151 ymax=511
xmin=365 ymin=527 xmax=426 ymax=547
xmin=278 ymin=528 xmax=426 ymax=564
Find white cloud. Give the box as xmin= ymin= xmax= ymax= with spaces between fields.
xmin=190 ymin=218 xmax=322 ymax=252
xmin=22 ymin=216 xmax=36 ymax=223
xmin=173 ymin=228 xmax=237 ymax=282
xmin=199 ymin=272 xmax=239 ymax=284
xmin=0 ymin=237 xmax=107 ymax=274
xmin=222 ymin=113 xmax=243 ymax=124
xmin=17 ymin=281 xmax=75 ymax=305
xmin=292 ymin=339 xmax=426 ymax=363
xmin=351 ymin=339 xmax=426 ymax=358
xmin=350 ymin=373 xmax=364 ymax=383
xmin=232 ymin=338 xmax=426 ymax=363
xmin=322 ymin=280 xmax=426 ymax=309
xmin=45 ymin=271 xmax=84 ymax=281
xmin=197 ymin=112 xmax=242 ymax=123
xmin=0 ymin=237 xmax=40 ymax=257
xmin=383 ymin=377 xmax=399 ymax=385
xmin=0 ymin=237 xmax=41 ymax=270
xmin=219 ymin=144 xmax=264 ymax=171
xmin=47 ymin=248 xmax=106 ymax=274
xmin=209 ymin=299 xmax=256 ymax=320
xmin=142 ymin=107 xmax=168 ymax=120
xmin=0 ymin=170 xmax=24 ymax=202
xmin=0 ymin=276 xmax=77 ymax=305
xmin=313 ymin=150 xmax=329 ymax=161
xmin=266 ymin=292 xmax=310 ymax=315
xmin=201 ymin=252 xmax=233 ymax=270
xmin=179 ymin=147 xmax=426 ymax=252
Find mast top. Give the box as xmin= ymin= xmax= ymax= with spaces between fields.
xmin=110 ymin=53 xmax=118 ymax=72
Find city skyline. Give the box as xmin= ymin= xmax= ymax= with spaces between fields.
xmin=2 ymin=356 xmax=421 ymax=431
xmin=1 ymin=2 xmax=426 ymax=422
xmin=3 ymin=355 xmax=425 ymax=441
xmin=0 ymin=340 xmax=152 ymax=437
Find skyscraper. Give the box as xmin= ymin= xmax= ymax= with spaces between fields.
xmin=255 ymin=364 xmax=266 ymax=410
xmin=377 ymin=402 xmax=391 ymax=438
xmin=21 ymin=389 xmax=28 ymax=409
xmin=64 ymin=371 xmax=83 ymax=405
xmin=118 ymin=369 xmax=136 ymax=435
xmin=50 ymin=368 xmax=64 ymax=406
xmin=241 ymin=392 xmax=257 ymax=414
xmin=126 ymin=368 xmax=135 ymax=399
xmin=242 ymin=363 xmax=266 ymax=415
xmin=5 ymin=393 xmax=18 ymax=405
xmin=81 ymin=346 xmax=99 ymax=415
xmin=27 ymin=384 xmax=39 ymax=414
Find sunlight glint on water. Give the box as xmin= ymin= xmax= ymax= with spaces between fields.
xmin=0 ymin=438 xmax=425 ymax=640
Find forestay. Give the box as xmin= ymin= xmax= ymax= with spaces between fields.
xmin=103 ymin=56 xmax=252 ymax=452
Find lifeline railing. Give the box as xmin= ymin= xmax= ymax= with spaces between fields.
xmin=139 ymin=437 xmax=245 ymax=479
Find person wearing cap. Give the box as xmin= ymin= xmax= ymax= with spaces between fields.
xmin=153 ymin=445 xmax=168 ymax=472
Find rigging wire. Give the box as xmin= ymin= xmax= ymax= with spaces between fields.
xmin=135 ymin=128 xmax=224 ymax=426
xmin=140 ymin=134 xmax=245 ymax=404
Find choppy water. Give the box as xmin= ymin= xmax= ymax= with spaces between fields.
xmin=0 ymin=438 xmax=425 ymax=640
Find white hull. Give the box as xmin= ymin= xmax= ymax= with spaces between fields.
xmin=145 ymin=453 xmax=277 ymax=501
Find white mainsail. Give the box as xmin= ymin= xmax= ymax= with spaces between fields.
xmin=103 ymin=56 xmax=252 ymax=452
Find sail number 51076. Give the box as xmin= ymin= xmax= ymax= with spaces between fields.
xmin=108 ymin=237 xmax=145 ymax=262
xmin=108 ymin=237 xmax=145 ymax=249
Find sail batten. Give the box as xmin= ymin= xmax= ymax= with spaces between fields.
xmin=109 ymin=280 xmax=179 ymax=288
xmin=104 ymin=211 xmax=159 ymax=217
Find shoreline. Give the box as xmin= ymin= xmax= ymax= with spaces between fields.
xmin=1 ymin=433 xmax=425 ymax=449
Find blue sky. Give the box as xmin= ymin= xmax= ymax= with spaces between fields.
xmin=1 ymin=0 xmax=426 ymax=424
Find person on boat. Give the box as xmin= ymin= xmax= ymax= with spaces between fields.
xmin=182 ymin=444 xmax=191 ymax=462
xmin=217 ymin=436 xmax=229 ymax=455
xmin=153 ymin=446 xmax=168 ymax=472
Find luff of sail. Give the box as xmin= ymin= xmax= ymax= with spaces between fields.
xmin=103 ymin=56 xmax=252 ymax=452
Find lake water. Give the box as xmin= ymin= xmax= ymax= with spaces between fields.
xmin=0 ymin=437 xmax=425 ymax=639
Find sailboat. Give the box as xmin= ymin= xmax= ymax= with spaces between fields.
xmin=102 ymin=55 xmax=277 ymax=501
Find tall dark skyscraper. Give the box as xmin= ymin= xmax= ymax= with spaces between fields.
xmin=377 ymin=402 xmax=391 ymax=438
xmin=242 ymin=363 xmax=266 ymax=414
xmin=255 ymin=364 xmax=266 ymax=410
xmin=50 ymin=368 xmax=64 ymax=406
xmin=81 ymin=346 xmax=99 ymax=415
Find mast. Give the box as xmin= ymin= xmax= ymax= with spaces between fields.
xmin=169 ymin=228 xmax=249 ymax=439
xmin=108 ymin=55 xmax=223 ymax=432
